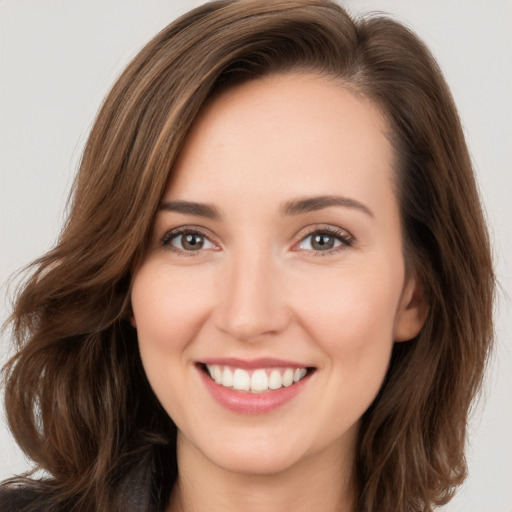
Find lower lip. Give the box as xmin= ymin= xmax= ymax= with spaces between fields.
xmin=198 ymin=367 xmax=312 ymax=414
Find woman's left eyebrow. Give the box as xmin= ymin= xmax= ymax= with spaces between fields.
xmin=280 ymin=195 xmax=374 ymax=218
xmin=159 ymin=200 xmax=222 ymax=220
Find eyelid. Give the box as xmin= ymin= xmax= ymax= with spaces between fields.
xmin=291 ymin=224 xmax=355 ymax=254
xmin=158 ymin=223 xmax=354 ymax=257
xmin=160 ymin=225 xmax=220 ymax=255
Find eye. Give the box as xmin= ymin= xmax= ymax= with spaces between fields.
xmin=296 ymin=227 xmax=354 ymax=253
xmin=161 ymin=229 xmax=216 ymax=253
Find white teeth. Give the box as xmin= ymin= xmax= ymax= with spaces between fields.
xmin=294 ymin=368 xmax=307 ymax=382
xmin=250 ymin=369 xmax=269 ymax=392
xmin=204 ymin=364 xmax=309 ymax=393
xmin=222 ymin=367 xmax=233 ymax=387
xmin=268 ymin=369 xmax=282 ymax=390
xmin=213 ymin=366 xmax=222 ymax=384
xmin=282 ymin=368 xmax=294 ymax=387
xmin=232 ymin=368 xmax=250 ymax=391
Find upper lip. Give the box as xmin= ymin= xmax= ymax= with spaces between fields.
xmin=198 ymin=357 xmax=312 ymax=369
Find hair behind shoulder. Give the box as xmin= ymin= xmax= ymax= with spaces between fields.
xmin=1 ymin=1 xmax=494 ymax=511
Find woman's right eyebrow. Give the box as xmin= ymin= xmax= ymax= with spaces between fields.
xmin=159 ymin=200 xmax=222 ymax=220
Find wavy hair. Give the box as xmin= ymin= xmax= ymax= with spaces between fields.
xmin=1 ymin=1 xmax=494 ymax=511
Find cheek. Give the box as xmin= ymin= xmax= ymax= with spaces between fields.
xmin=130 ymin=262 xmax=215 ymax=411
xmin=291 ymin=259 xmax=403 ymax=364
xmin=131 ymin=262 xmax=221 ymax=428
xmin=131 ymin=262 xmax=212 ymax=351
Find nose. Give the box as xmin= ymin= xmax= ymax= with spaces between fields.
xmin=214 ymin=249 xmax=290 ymax=342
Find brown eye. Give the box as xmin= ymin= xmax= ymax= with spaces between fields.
xmin=310 ymin=234 xmax=336 ymax=250
xmin=162 ymin=230 xmax=215 ymax=252
xmin=178 ymin=233 xmax=205 ymax=251
xmin=297 ymin=229 xmax=353 ymax=253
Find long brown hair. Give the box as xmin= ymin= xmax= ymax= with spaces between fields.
xmin=1 ymin=1 xmax=494 ymax=511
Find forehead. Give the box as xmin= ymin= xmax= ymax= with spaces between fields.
xmin=168 ymin=73 xmax=395 ymax=212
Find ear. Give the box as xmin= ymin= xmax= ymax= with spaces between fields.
xmin=129 ymin=314 xmax=137 ymax=328
xmin=393 ymin=275 xmax=429 ymax=342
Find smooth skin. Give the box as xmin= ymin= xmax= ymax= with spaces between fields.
xmin=130 ymin=73 xmax=427 ymax=512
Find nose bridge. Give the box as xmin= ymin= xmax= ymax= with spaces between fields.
xmin=215 ymin=243 xmax=287 ymax=341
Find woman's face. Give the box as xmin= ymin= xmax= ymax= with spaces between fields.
xmin=131 ymin=73 xmax=425 ymax=476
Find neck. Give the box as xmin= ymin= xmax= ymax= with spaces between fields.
xmin=167 ymin=432 xmax=357 ymax=512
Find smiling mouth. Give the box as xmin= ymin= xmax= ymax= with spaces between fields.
xmin=198 ymin=363 xmax=315 ymax=393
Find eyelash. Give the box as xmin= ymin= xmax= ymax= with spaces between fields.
xmin=160 ymin=225 xmax=354 ymax=256
xmin=296 ymin=226 xmax=354 ymax=256
xmin=160 ymin=227 xmax=216 ymax=257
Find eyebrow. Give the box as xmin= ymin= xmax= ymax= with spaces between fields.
xmin=280 ymin=195 xmax=374 ymax=218
xmin=159 ymin=200 xmax=222 ymax=220
xmin=159 ymin=195 xmax=374 ymax=221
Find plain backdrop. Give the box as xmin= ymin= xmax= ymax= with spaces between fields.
xmin=1 ymin=1 xmax=511 ymax=510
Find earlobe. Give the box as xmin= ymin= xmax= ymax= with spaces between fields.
xmin=130 ymin=315 xmax=137 ymax=328
xmin=393 ymin=276 xmax=429 ymax=342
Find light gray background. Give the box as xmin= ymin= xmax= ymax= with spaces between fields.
xmin=1 ymin=1 xmax=511 ymax=510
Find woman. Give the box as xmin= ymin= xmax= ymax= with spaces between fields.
xmin=0 ymin=1 xmax=495 ymax=511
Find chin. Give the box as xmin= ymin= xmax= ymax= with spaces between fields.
xmin=210 ymin=447 xmax=304 ymax=476
xmin=186 ymin=429 xmax=311 ymax=476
